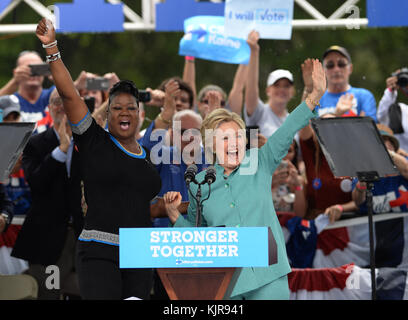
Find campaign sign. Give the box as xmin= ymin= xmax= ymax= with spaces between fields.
xmin=0 ymin=1 xmax=13 ymax=15
xmin=179 ymin=16 xmax=250 ymax=65
xmin=155 ymin=0 xmax=225 ymax=31
xmin=367 ymin=0 xmax=408 ymax=27
xmin=119 ymin=227 xmax=269 ymax=268
xmin=54 ymin=0 xmax=124 ymax=33
xmin=224 ymin=0 xmax=294 ymax=40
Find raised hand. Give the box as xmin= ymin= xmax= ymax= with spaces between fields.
xmin=36 ymin=18 xmax=56 ymax=46
xmin=285 ymin=161 xmax=304 ymax=190
xmin=103 ymin=72 xmax=120 ymax=91
xmin=164 ymin=79 xmax=180 ymax=111
xmin=74 ymin=71 xmax=89 ymax=90
xmin=301 ymin=58 xmax=314 ymax=94
xmin=145 ymin=88 xmax=165 ymax=107
xmin=335 ymin=93 xmax=354 ymax=116
xmin=386 ymin=71 xmax=399 ymax=91
xmin=305 ymin=59 xmax=327 ymax=110
xmin=246 ymin=30 xmax=260 ymax=51
xmin=13 ymin=65 xmax=31 ymax=84
xmin=203 ymin=91 xmax=222 ymax=117
xmin=311 ymin=59 xmax=326 ymax=98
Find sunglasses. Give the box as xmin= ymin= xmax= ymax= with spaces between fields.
xmin=201 ymin=99 xmax=226 ymax=107
xmin=324 ymin=60 xmax=349 ymax=69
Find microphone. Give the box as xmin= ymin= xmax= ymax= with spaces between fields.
xmin=203 ymin=166 xmax=217 ymax=185
xmin=184 ymin=164 xmax=198 ymax=185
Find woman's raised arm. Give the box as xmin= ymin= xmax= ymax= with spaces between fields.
xmin=36 ymin=18 xmax=88 ymax=124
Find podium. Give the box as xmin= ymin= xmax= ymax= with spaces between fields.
xmin=120 ymin=227 xmax=276 ymax=300
xmin=157 ymin=267 xmax=237 ymax=300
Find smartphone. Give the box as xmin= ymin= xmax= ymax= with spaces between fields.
xmin=245 ymin=125 xmax=259 ymax=150
xmin=138 ymin=90 xmax=151 ymax=103
xmin=277 ymin=160 xmax=288 ymax=171
xmin=86 ymin=77 xmax=110 ymax=91
xmin=84 ymin=96 xmax=95 ymax=114
xmin=29 ymin=63 xmax=51 ymax=76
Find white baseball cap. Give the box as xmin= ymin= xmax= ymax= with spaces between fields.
xmin=267 ymin=69 xmax=294 ymax=87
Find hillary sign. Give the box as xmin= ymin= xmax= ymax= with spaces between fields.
xmin=179 ymin=16 xmax=250 ymax=65
xmin=119 ymin=227 xmax=270 ymax=268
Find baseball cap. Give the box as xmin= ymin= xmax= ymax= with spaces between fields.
xmin=323 ymin=45 xmax=352 ymax=62
xmin=0 ymin=95 xmax=21 ymax=119
xmin=266 ymin=69 xmax=294 ymax=87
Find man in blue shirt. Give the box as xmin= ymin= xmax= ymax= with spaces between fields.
xmin=0 ymin=51 xmax=55 ymax=131
xmin=303 ymin=46 xmax=377 ymax=122
xmin=142 ymin=109 xmax=208 ymax=227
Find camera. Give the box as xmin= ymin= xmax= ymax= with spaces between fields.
xmin=86 ymin=77 xmax=110 ymax=91
xmin=29 ymin=63 xmax=51 ymax=76
xmin=138 ymin=90 xmax=151 ymax=103
xmin=392 ymin=68 xmax=408 ymax=87
xmin=277 ymin=160 xmax=288 ymax=171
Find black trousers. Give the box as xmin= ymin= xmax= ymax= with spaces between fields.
xmin=76 ymin=241 xmax=153 ymax=300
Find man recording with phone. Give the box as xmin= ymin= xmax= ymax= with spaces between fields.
xmin=0 ymin=50 xmax=55 ymax=129
xmin=377 ymin=68 xmax=408 ymax=155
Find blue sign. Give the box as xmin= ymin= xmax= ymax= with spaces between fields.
xmin=155 ymin=0 xmax=225 ymax=32
xmin=179 ymin=16 xmax=251 ymax=65
xmin=119 ymin=227 xmax=269 ymax=268
xmin=367 ymin=0 xmax=408 ymax=27
xmin=55 ymin=0 xmax=124 ymax=33
xmin=224 ymin=0 xmax=294 ymax=40
xmin=0 ymin=1 xmax=13 ymax=15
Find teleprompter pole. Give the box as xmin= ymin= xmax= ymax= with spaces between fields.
xmin=357 ymin=171 xmax=379 ymax=301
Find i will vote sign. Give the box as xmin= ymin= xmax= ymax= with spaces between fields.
xmin=224 ymin=0 xmax=294 ymax=40
xmin=119 ymin=227 xmax=270 ymax=268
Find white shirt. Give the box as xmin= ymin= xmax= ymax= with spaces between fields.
xmin=244 ymin=99 xmax=288 ymax=138
xmin=377 ymin=88 xmax=408 ymax=152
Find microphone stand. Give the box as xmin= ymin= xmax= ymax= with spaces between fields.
xmin=188 ymin=181 xmax=212 ymax=228
xmin=194 ymin=184 xmax=203 ymax=227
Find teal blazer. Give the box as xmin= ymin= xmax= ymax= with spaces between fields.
xmin=174 ymin=102 xmax=316 ymax=297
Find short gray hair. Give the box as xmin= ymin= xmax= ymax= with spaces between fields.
xmin=172 ymin=109 xmax=202 ymax=128
xmin=197 ymin=84 xmax=226 ymax=102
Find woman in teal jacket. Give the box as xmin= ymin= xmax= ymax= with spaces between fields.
xmin=164 ymin=59 xmax=326 ymax=300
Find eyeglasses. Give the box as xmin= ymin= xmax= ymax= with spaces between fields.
xmin=324 ymin=60 xmax=349 ymax=69
xmin=201 ymin=100 xmax=226 ymax=107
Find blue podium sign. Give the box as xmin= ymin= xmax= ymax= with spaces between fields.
xmin=119 ymin=227 xmax=270 ymax=268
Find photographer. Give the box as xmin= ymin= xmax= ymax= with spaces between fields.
xmin=0 ymin=51 xmax=55 ymax=127
xmin=377 ymin=68 xmax=408 ymax=154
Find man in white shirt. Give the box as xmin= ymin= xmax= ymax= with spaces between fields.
xmin=377 ymin=69 xmax=408 ymax=153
